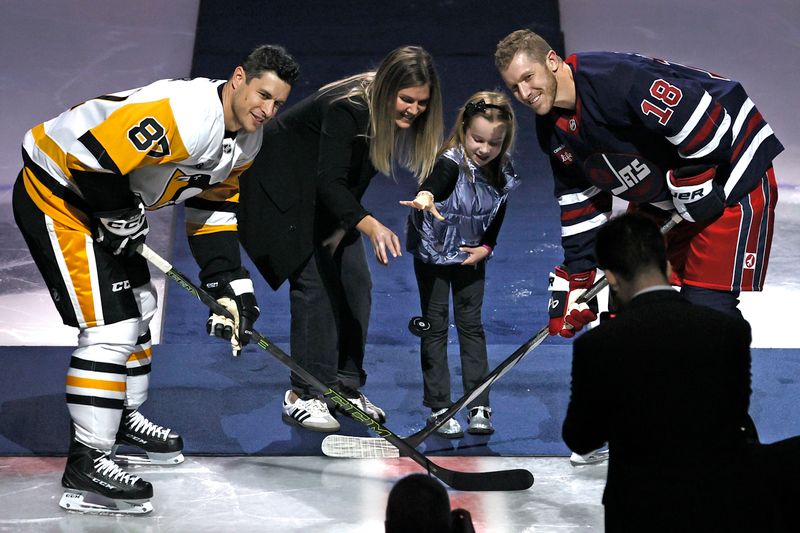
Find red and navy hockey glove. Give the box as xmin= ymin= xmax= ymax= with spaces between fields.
xmin=202 ymin=268 xmax=260 ymax=357
xmin=667 ymin=165 xmax=725 ymax=223
xmin=548 ymin=266 xmax=598 ymax=338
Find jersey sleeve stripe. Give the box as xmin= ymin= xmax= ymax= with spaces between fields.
xmin=680 ymin=102 xmax=724 ymax=154
xmin=561 ymin=212 xmax=610 ymax=237
xmin=186 ymin=223 xmax=238 ymax=236
xmin=666 ymin=91 xmax=712 ymax=145
xmin=557 ymin=185 xmax=603 ymax=206
xmin=725 ymin=125 xmax=774 ymax=197
xmin=681 ymin=110 xmax=731 ymax=159
xmin=731 ymin=98 xmax=756 ymax=140
xmin=78 ymin=131 xmax=123 ymax=174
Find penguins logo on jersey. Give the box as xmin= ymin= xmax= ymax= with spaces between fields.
xmin=155 ymin=169 xmax=213 ymax=207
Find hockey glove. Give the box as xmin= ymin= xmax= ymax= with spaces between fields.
xmin=548 ymin=266 xmax=598 ymax=338
xmin=94 ymin=201 xmax=149 ymax=257
xmin=202 ymin=268 xmax=260 ymax=357
xmin=667 ymin=165 xmax=725 ymax=223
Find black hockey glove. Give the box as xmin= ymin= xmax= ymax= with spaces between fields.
xmin=201 ymin=268 xmax=260 ymax=357
xmin=667 ymin=165 xmax=725 ymax=223
xmin=94 ymin=200 xmax=149 ymax=256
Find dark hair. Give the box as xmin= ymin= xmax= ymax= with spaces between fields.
xmin=241 ymin=44 xmax=299 ymax=85
xmin=385 ymin=474 xmax=451 ymax=533
xmin=595 ymin=213 xmax=668 ymax=282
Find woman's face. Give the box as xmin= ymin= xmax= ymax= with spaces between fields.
xmin=394 ymin=84 xmax=430 ymax=129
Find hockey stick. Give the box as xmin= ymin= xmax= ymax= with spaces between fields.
xmin=321 ymin=211 xmax=684 ymax=459
xmin=137 ymin=244 xmax=534 ymax=492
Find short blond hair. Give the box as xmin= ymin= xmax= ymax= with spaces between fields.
xmin=494 ymin=29 xmax=553 ymax=71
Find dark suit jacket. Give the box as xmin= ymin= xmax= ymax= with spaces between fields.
xmin=238 ymin=81 xmax=376 ymax=290
xmin=562 ymin=289 xmax=765 ymax=531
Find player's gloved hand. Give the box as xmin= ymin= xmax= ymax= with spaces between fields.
xmin=548 ymin=266 xmax=598 ymax=338
xmin=667 ymin=165 xmax=725 ymax=223
xmin=201 ymin=268 xmax=260 ymax=357
xmin=94 ymin=201 xmax=149 ymax=256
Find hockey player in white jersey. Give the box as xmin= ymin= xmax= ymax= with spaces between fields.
xmin=12 ymin=44 xmax=298 ymax=515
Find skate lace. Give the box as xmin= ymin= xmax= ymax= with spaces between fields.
xmin=94 ymin=455 xmax=140 ymax=485
xmin=128 ymin=411 xmax=170 ymax=440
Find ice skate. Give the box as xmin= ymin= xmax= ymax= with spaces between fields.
xmin=112 ymin=409 xmax=184 ymax=466
xmin=569 ymin=446 xmax=609 ymax=466
xmin=60 ymin=441 xmax=153 ymax=515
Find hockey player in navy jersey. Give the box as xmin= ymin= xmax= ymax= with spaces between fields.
xmin=12 ymin=45 xmax=298 ymax=514
xmin=495 ymin=29 xmax=782 ymax=337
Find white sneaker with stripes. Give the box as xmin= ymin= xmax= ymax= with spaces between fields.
xmin=281 ymin=390 xmax=340 ymax=432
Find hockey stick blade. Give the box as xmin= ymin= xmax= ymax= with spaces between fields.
xmin=137 ymin=244 xmax=534 ymax=492
xmin=322 ymin=326 xmax=549 ymax=458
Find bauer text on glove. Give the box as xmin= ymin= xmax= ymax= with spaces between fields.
xmin=667 ymin=165 xmax=725 ymax=223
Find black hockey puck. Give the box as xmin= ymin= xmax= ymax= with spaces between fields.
xmin=408 ymin=316 xmax=432 ymax=338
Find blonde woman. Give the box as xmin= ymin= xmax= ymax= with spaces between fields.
xmin=401 ymin=91 xmax=519 ymax=437
xmin=239 ymin=46 xmax=443 ymax=432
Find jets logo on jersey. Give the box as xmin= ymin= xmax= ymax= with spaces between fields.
xmin=584 ymin=153 xmax=664 ymax=202
xmin=128 ymin=117 xmax=170 ymax=158
xmin=744 ymin=253 xmax=756 ymax=269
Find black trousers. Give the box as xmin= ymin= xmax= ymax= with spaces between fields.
xmin=288 ymin=231 xmax=371 ymax=395
xmin=414 ymin=258 xmax=489 ymax=410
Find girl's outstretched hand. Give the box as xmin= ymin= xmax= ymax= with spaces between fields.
xmin=399 ymin=191 xmax=445 ymax=221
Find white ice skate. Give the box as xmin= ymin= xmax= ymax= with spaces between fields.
xmin=569 ymin=446 xmax=610 ymax=466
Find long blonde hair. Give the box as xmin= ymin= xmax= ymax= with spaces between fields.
xmin=319 ymin=46 xmax=443 ymax=178
xmin=427 ymin=91 xmax=515 ymax=188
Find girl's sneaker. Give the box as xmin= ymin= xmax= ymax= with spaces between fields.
xmin=467 ymin=406 xmax=494 ymax=435
xmin=429 ymin=408 xmax=463 ymax=439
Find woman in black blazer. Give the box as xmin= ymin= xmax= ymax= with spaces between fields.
xmin=239 ymin=46 xmax=443 ymax=431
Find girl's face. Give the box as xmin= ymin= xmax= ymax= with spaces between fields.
xmin=394 ymin=84 xmax=430 ymax=129
xmin=464 ymin=115 xmax=507 ymax=167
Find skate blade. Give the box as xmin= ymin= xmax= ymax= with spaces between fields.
xmin=59 ymin=490 xmax=153 ymax=515
xmin=569 ymin=449 xmax=609 ymax=467
xmin=113 ymin=452 xmax=185 ymax=466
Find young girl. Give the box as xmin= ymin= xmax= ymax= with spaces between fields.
xmin=400 ymin=91 xmax=519 ymax=437
xmin=240 ymin=46 xmax=444 ymax=432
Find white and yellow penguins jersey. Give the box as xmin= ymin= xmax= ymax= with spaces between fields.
xmin=21 ymin=77 xmax=261 ymax=237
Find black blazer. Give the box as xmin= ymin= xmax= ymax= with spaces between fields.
xmin=562 ymin=289 xmax=763 ymax=530
xmin=238 ymin=82 xmax=376 ymax=290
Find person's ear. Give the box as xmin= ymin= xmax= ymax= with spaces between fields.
xmin=546 ymin=50 xmax=560 ymax=72
xmin=605 ymin=270 xmax=619 ymax=292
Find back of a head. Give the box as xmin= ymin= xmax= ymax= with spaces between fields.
xmin=385 ymin=474 xmax=451 ymax=533
xmin=595 ymin=213 xmax=667 ymax=282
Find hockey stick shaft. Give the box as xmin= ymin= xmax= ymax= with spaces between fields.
xmin=137 ymin=244 xmax=533 ymax=492
xmin=576 ymin=212 xmax=683 ymax=304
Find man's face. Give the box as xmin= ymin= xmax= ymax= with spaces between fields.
xmin=231 ymin=68 xmax=292 ymax=133
xmin=500 ymin=51 xmax=557 ymax=115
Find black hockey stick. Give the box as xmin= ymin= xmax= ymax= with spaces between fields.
xmin=321 ymin=211 xmax=684 ymax=459
xmin=137 ymin=244 xmax=534 ymax=492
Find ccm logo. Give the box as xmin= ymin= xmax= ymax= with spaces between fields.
xmin=112 ymin=280 xmax=131 ymax=292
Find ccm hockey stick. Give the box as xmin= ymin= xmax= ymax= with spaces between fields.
xmin=137 ymin=244 xmax=534 ymax=492
xmin=322 ymin=211 xmax=683 ymax=459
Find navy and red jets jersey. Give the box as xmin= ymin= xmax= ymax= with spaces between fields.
xmin=535 ymin=52 xmax=783 ymax=272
